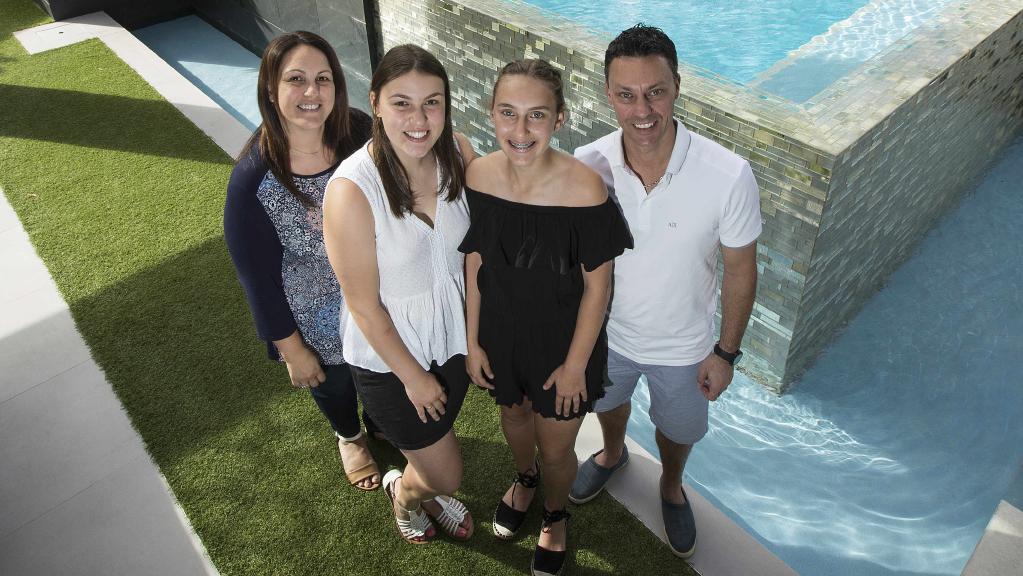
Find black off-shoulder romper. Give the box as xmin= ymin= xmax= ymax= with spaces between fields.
xmin=458 ymin=188 xmax=633 ymax=420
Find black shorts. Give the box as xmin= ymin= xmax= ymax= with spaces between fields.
xmin=349 ymin=354 xmax=469 ymax=450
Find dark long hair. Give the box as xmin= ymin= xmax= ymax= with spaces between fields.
xmin=241 ymin=31 xmax=359 ymax=206
xmin=369 ymin=44 xmax=464 ymax=218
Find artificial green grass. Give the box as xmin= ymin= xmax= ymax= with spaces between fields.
xmin=0 ymin=1 xmax=696 ymax=573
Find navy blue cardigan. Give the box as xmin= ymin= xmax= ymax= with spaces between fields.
xmin=223 ymin=109 xmax=372 ymax=358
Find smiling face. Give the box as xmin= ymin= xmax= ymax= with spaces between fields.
xmin=605 ymin=54 xmax=679 ymax=153
xmin=371 ymin=70 xmax=446 ymax=163
xmin=491 ymin=74 xmax=564 ymax=167
xmin=275 ymin=44 xmax=335 ymax=136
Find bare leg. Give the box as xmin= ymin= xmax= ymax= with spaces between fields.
xmin=593 ymin=401 xmax=631 ymax=468
xmin=534 ymin=414 xmax=585 ymax=552
xmin=500 ymin=399 xmax=539 ymax=510
xmin=393 ymin=431 xmax=472 ymax=537
xmin=655 ymin=428 xmax=692 ymax=505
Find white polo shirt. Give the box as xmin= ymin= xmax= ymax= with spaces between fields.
xmin=575 ymin=121 xmax=762 ymax=366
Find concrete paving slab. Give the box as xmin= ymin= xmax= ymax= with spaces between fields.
xmin=0 ymin=288 xmax=91 ymax=403
xmin=0 ymin=188 xmax=20 ymax=233
xmin=0 ymin=451 xmax=217 ymax=576
xmin=0 ymin=360 xmax=145 ymax=537
xmin=12 ymin=11 xmax=122 ymax=55
xmin=1 ymin=152 xmax=216 ymax=573
xmin=12 ymin=13 xmax=251 ymax=159
xmin=0 ymin=226 xmax=60 ymax=304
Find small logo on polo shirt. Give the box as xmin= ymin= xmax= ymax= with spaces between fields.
xmin=668 ymin=222 xmax=678 ymax=228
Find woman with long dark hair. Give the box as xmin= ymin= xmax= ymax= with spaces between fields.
xmin=323 ymin=44 xmax=476 ymax=544
xmin=224 ymin=31 xmax=381 ymax=491
xmin=461 ymin=59 xmax=632 ymax=575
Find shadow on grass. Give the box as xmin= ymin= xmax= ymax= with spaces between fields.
xmin=62 ymin=234 xmax=687 ymax=575
xmin=0 ymin=83 xmax=233 ymax=164
xmin=0 ymin=54 xmax=16 ymax=73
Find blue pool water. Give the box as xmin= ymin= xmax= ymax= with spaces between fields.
xmin=754 ymin=0 xmax=955 ymax=101
xmin=134 ymin=16 xmax=261 ymax=132
xmin=628 ymin=135 xmax=1023 ymax=575
xmin=522 ymin=0 xmax=870 ymax=83
xmin=523 ymin=0 xmax=951 ymax=100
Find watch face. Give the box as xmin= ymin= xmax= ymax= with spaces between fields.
xmin=733 ymin=350 xmax=743 ymax=366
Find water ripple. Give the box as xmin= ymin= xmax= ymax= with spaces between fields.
xmin=520 ymin=0 xmax=873 ymax=83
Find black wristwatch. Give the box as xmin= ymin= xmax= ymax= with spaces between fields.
xmin=713 ymin=343 xmax=743 ymax=366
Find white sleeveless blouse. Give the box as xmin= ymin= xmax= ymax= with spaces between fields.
xmin=327 ymin=142 xmax=469 ymax=372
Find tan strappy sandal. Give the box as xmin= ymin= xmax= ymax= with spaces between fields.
xmin=339 ymin=434 xmax=380 ymax=491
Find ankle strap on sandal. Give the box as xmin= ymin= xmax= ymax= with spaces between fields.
xmin=514 ymin=467 xmax=540 ymax=489
xmin=541 ymin=508 xmax=571 ymax=532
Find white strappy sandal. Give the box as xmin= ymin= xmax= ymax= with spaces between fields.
xmin=423 ymin=494 xmax=474 ymax=541
xmin=383 ymin=469 xmax=436 ymax=544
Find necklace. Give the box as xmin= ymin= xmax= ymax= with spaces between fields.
xmin=290 ymin=147 xmax=322 ymax=155
xmin=642 ymin=173 xmax=665 ymax=193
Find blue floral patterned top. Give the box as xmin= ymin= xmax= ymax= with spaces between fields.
xmin=223 ymin=108 xmax=373 ymax=365
xmin=256 ymin=168 xmax=344 ymax=364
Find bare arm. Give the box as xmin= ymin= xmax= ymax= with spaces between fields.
xmin=698 ymin=240 xmax=758 ymax=400
xmin=323 ymin=178 xmax=448 ymax=422
xmin=568 ymin=261 xmax=614 ymax=369
xmin=455 ymin=131 xmax=477 ymax=166
xmin=464 ymin=251 xmax=494 ymax=388
xmin=719 ymin=241 xmax=758 ymax=351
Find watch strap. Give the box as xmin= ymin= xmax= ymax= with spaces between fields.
xmin=713 ymin=343 xmax=741 ymax=366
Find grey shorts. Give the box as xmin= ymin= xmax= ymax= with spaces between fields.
xmin=594 ymin=348 xmax=709 ymax=444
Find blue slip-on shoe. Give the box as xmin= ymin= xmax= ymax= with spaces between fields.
xmin=662 ymin=486 xmax=696 ymax=558
xmin=568 ymin=445 xmax=629 ymax=504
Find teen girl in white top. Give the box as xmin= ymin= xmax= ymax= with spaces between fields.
xmin=323 ymin=44 xmax=476 ymax=545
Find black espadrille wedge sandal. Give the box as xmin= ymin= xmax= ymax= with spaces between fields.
xmin=530 ymin=508 xmax=571 ymax=576
xmin=492 ymin=461 xmax=541 ymax=539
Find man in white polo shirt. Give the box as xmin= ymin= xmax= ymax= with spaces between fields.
xmin=570 ymin=24 xmax=761 ymax=559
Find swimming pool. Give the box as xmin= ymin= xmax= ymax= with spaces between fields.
xmin=627 ymin=134 xmax=1023 ymax=575
xmin=134 ymin=16 xmax=261 ymax=132
xmin=521 ymin=0 xmax=953 ymax=101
